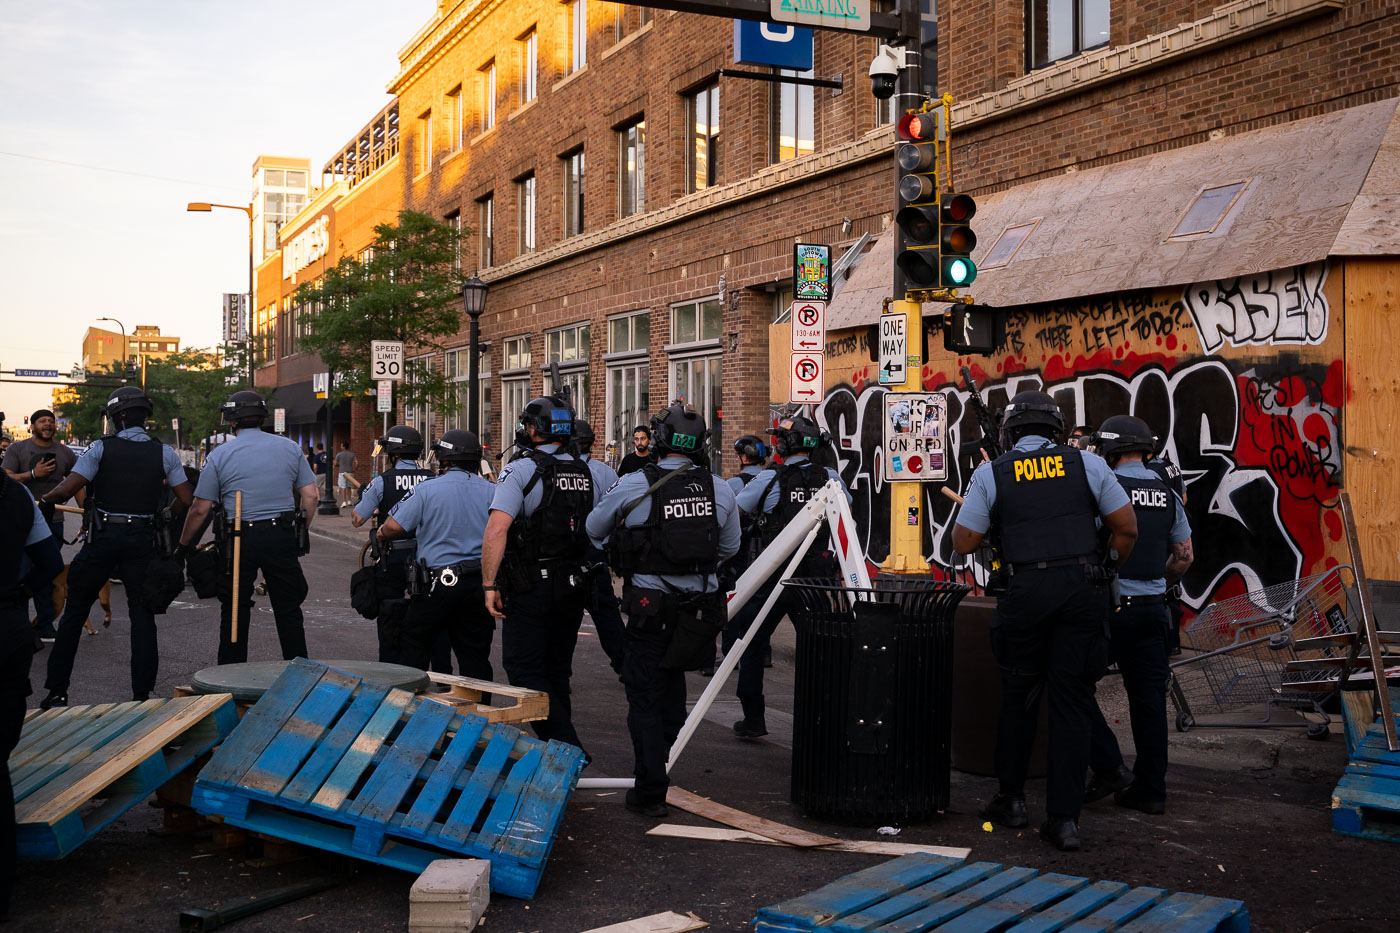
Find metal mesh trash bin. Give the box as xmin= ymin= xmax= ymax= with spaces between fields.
xmin=783 ymin=577 xmax=970 ymax=825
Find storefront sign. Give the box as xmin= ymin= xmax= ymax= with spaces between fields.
xmin=734 ymin=21 xmax=813 ymax=69
xmin=794 ymin=243 xmax=831 ymax=301
xmin=282 ymin=214 xmax=331 ymax=280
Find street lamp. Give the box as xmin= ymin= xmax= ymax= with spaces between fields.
xmin=187 ymin=201 xmax=254 ymax=391
xmin=96 ymin=316 xmax=127 ymax=371
xmin=462 ymin=273 xmax=489 ymax=439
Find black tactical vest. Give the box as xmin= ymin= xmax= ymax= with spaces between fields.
xmin=511 ymin=450 xmax=594 ymax=561
xmin=380 ymin=463 xmax=434 ymax=519
xmin=990 ymin=444 xmax=1099 ymax=565
xmin=759 ymin=459 xmax=830 ymax=545
xmin=1117 ymin=472 xmax=1175 ymax=582
xmin=89 ymin=436 xmax=165 ymax=516
xmin=0 ymin=477 xmax=35 ymax=600
xmin=1146 ymin=456 xmax=1185 ymax=499
xmin=615 ymin=465 xmax=721 ymax=575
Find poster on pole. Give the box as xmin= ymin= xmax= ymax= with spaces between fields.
xmin=377 ymin=379 xmax=393 ymax=413
xmin=793 ymin=243 xmax=831 ymax=301
xmin=883 ymin=392 xmax=948 ymax=482
xmin=274 ymin=408 xmax=286 ymax=434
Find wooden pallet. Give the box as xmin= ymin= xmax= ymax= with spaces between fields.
xmin=11 ymin=695 xmax=238 ymax=859
xmin=419 ymin=671 xmax=549 ymax=723
xmin=1332 ymin=693 xmax=1400 ymax=843
xmin=752 ymin=852 xmax=1249 ymax=933
xmin=190 ymin=658 xmax=585 ymax=898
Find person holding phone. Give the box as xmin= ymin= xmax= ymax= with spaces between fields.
xmin=2 ymin=410 xmax=78 ymax=641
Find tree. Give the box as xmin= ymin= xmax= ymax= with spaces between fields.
xmin=293 ymin=210 xmax=468 ymax=420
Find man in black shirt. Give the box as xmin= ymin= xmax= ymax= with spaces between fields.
xmin=2 ymin=410 xmax=78 ymax=640
xmin=618 ymin=425 xmax=653 ymax=476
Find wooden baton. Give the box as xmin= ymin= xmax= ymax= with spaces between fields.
xmin=231 ymin=490 xmax=243 ymax=645
xmin=941 ymin=486 xmax=965 ymax=505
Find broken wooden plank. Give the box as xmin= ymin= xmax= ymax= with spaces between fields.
xmin=664 ymin=787 xmax=838 ymax=848
xmin=645 ymin=823 xmax=972 ymax=859
xmin=580 ymin=910 xmax=708 ymax=933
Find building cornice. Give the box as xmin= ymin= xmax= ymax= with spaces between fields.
xmin=389 ymin=0 xmax=506 ymax=94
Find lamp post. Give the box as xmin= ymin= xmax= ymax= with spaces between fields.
xmin=187 ymin=201 xmax=254 ymax=391
xmin=462 ymin=273 xmax=489 ymax=439
xmin=96 ymin=317 xmax=128 ymax=376
xmin=318 ymin=370 xmax=339 ymax=515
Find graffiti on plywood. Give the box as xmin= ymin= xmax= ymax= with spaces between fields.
xmin=1182 ymin=262 xmax=1329 ymax=354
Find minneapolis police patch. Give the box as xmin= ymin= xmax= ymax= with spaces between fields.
xmin=1013 ymin=454 xmax=1065 ymax=482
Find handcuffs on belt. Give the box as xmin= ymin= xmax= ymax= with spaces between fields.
xmin=438 ymin=566 xmax=459 ymax=588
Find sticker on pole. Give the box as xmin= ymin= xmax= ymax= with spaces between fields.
xmin=884 ymin=392 xmax=948 ymax=482
xmin=789 ymin=352 xmax=823 ymax=404
xmin=371 ymin=340 xmax=404 ymax=381
xmin=879 ymin=312 xmax=907 ymax=385
xmin=790 ymin=300 xmax=826 ymax=352
xmin=376 ymin=380 xmax=392 ymax=413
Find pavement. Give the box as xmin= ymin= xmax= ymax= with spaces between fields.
xmin=12 ymin=524 xmax=1400 ymax=932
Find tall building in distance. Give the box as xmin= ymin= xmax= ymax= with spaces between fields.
xmin=81 ymin=324 xmax=180 ymax=373
xmin=252 ymin=155 xmax=315 ymax=261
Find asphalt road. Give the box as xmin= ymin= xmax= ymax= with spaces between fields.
xmin=12 ymin=524 xmax=1399 ymax=932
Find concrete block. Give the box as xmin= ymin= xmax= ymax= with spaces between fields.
xmin=410 ymin=859 xmax=489 ymax=931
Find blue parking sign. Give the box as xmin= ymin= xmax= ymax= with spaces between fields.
xmin=733 ymin=20 xmax=813 ymax=70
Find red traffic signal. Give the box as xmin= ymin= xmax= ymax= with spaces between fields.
xmin=897 ymin=112 xmax=941 ymax=142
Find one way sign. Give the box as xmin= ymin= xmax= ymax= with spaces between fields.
xmin=790 ymin=300 xmax=826 ymax=352
xmin=879 ymin=311 xmax=908 ymax=385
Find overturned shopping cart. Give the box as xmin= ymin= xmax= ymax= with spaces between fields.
xmin=1169 ymin=567 xmax=1362 ymax=737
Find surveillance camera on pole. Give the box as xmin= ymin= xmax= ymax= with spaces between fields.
xmin=869 ymin=45 xmax=905 ymax=100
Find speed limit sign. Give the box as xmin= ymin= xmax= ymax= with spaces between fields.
xmin=371 ymin=340 xmax=404 ymax=381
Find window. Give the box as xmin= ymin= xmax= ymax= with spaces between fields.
xmin=618 ymin=119 xmax=645 ymax=217
xmin=920 ymin=0 xmax=938 ymax=98
xmin=686 ymin=83 xmax=721 ymax=193
xmin=1027 ymin=0 xmax=1109 ymax=70
xmin=503 ymin=335 xmax=531 ymax=370
xmin=501 ymin=336 xmax=532 ymax=436
xmin=1171 ymin=181 xmax=1251 ymax=238
xmin=477 ymin=194 xmax=495 ymax=268
xmin=670 ymin=297 xmax=722 ymax=345
xmin=519 ymin=28 xmax=538 ymax=104
xmin=446 ymin=210 xmax=462 ymax=272
xmin=480 ymin=61 xmax=497 ymax=132
xmin=562 ymin=148 xmax=585 ymax=237
xmin=875 ymin=91 xmax=897 ymax=128
xmin=516 ymin=173 xmax=536 ymax=253
xmin=286 ymin=169 xmax=306 ymax=188
xmin=982 ymin=220 xmax=1040 ymax=268
xmin=547 ymin=322 xmax=590 ymax=363
xmin=447 ymin=85 xmax=463 ymax=151
xmin=608 ymin=310 xmax=649 ymax=354
xmin=417 ymin=109 xmax=432 ymax=174
xmin=771 ymin=69 xmax=815 ymax=163
xmin=265 ymin=169 xmax=285 ymax=186
xmin=669 ymin=353 xmax=723 ymax=473
xmin=605 ymin=310 xmax=650 ymax=455
xmin=405 ymin=355 xmax=434 ymax=439
xmin=613 ymin=3 xmax=649 ymax=40
xmin=569 ymin=0 xmax=588 ymax=73
xmin=444 ymin=346 xmax=493 ymax=450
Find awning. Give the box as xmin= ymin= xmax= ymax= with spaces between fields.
xmin=826 ymin=97 xmax=1400 ymax=326
xmin=272 ymin=380 xmax=350 ymax=425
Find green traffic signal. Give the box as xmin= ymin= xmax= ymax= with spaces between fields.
xmin=937 ymin=193 xmax=977 ymax=289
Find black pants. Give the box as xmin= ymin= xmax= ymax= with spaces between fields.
xmin=723 ymin=582 xmax=793 ymax=722
xmin=217 ymin=525 xmax=308 ymax=665
xmin=1089 ymin=602 xmax=1171 ymax=802
xmin=46 ymin=525 xmax=158 ymax=699
xmin=29 ymin=516 xmax=64 ymax=629
xmin=371 ymin=562 xmax=455 ymax=673
xmin=1 ymin=605 xmax=34 ymax=919
xmin=398 ymin=572 xmax=496 ymax=681
xmin=501 ymin=573 xmax=586 ymax=749
xmin=621 ymin=609 xmax=686 ymax=805
xmin=991 ymin=566 xmax=1110 ymax=821
xmin=585 ymin=551 xmax=627 ymax=673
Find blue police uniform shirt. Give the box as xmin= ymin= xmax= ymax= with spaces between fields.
xmin=23 ymin=487 xmax=51 ymax=546
xmin=489 ymin=443 xmax=582 ymax=519
xmin=387 ymin=467 xmax=494 ymax=568
xmin=1114 ymin=460 xmax=1191 ymax=597
xmin=194 ymin=427 xmax=317 ymax=520
xmin=735 ymin=454 xmax=851 ymax=515
xmin=353 ymin=459 xmax=422 ymax=522
xmin=726 ymin=463 xmax=765 ymax=496
xmin=586 ymin=453 xmax=741 ymax=593
xmin=956 ymin=434 xmax=1131 ymax=534
xmin=74 ymin=427 xmax=189 ymax=516
xmin=580 ymin=453 xmax=619 ymax=496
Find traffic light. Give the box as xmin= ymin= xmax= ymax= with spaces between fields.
xmin=894 ymin=112 xmax=943 ymax=289
xmin=939 ymin=194 xmax=978 ymax=288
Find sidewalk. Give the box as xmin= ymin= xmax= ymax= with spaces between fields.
xmin=307 ymin=506 xmax=371 ymax=551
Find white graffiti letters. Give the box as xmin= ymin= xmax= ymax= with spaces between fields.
xmin=1183 ymin=262 xmax=1328 ymax=354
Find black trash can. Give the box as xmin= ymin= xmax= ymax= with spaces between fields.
xmin=784 ymin=577 xmax=969 ymax=825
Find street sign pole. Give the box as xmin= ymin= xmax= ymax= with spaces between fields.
xmin=882 ymin=299 xmax=930 ymax=574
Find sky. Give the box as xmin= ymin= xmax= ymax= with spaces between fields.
xmin=0 ymin=0 xmax=432 ymax=430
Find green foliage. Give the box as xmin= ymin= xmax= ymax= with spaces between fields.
xmin=293 ymin=210 xmax=468 ymax=418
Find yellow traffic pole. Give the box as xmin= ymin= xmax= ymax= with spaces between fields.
xmin=881 ymin=299 xmax=930 ymax=575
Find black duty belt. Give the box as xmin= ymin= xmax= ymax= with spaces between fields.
xmin=1004 ymin=555 xmax=1095 ymax=575
xmin=430 ymin=560 xmax=482 ymax=587
xmin=99 ymin=513 xmax=154 ymax=524
xmin=241 ymin=513 xmax=296 ymax=529
xmin=1118 ymin=593 xmax=1166 ymax=607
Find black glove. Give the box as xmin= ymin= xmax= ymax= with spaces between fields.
xmin=170 ymin=544 xmax=188 ymax=563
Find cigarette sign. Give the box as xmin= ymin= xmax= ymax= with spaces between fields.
xmin=789 ymin=352 xmax=824 ymax=403
xmin=790 ymin=300 xmax=826 ymax=352
xmin=884 ymin=392 xmax=948 ymax=482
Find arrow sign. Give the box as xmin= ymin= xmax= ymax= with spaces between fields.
xmin=878 ymin=311 xmax=908 ymax=385
xmin=788 ymin=351 xmax=824 ymax=404
xmin=790 ymin=300 xmax=827 ymax=352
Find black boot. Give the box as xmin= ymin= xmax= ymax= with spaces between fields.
xmin=1039 ymin=817 xmax=1082 ymax=851
xmin=1084 ymin=764 xmax=1135 ymax=802
xmin=980 ymin=793 xmax=1029 ymax=828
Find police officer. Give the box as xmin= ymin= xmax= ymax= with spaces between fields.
xmin=482 ymin=396 xmax=595 ymax=752
xmin=177 ymin=391 xmax=319 ymax=665
xmin=727 ymin=415 xmax=849 ymax=739
xmin=586 ymin=404 xmax=740 ymax=816
xmin=352 ymin=426 xmax=434 ymax=663
xmin=1084 ymin=415 xmax=1193 ymax=815
xmin=377 ymin=430 xmax=496 ymax=678
xmin=952 ymin=391 xmax=1137 ymax=851
xmin=571 ymin=419 xmax=628 ymax=674
xmin=38 ymin=387 xmax=192 ymax=708
xmin=728 ymin=435 xmax=769 ymax=494
xmin=1145 ymin=440 xmax=1188 ymax=657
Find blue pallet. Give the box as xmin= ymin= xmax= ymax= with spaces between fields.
xmin=12 ymin=695 xmax=238 ymax=859
xmin=190 ymin=658 xmax=584 ymax=898
xmin=1331 ymin=692 xmax=1400 ymax=843
xmin=753 ymin=853 xmax=1248 ymax=932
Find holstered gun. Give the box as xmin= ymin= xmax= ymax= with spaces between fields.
xmin=84 ymin=497 xmax=104 ymax=536
xmin=294 ymin=509 xmax=310 ymax=556
xmin=213 ymin=505 xmax=232 ymax=574
xmin=405 ymin=560 xmax=429 ymax=598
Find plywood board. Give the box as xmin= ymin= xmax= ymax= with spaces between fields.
xmin=664 ymin=787 xmax=838 ymax=847
xmin=645 ymin=823 xmax=972 ymax=859
xmin=580 ymin=912 xmax=707 ymax=933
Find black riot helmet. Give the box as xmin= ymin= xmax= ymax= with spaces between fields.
xmin=102 ymin=386 xmax=153 ymax=427
xmin=1000 ymin=390 xmax=1064 ymax=444
xmin=221 ymin=390 xmax=268 ymax=426
xmin=650 ymin=404 xmax=709 ymax=458
xmin=733 ymin=434 xmax=769 ymax=465
xmin=433 ymin=429 xmax=483 ymax=467
xmin=381 ymin=424 xmax=424 ymax=461
xmin=516 ymin=396 xmax=574 ymax=448
xmin=1094 ymin=415 xmax=1157 ymax=462
xmin=771 ymin=415 xmax=823 ymax=458
xmin=572 ymin=419 xmax=596 ymax=452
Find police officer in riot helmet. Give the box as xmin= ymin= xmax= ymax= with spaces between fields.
xmin=378 ymin=430 xmax=497 ymax=677
xmin=482 ymin=396 xmax=596 ymax=752
xmin=352 ymin=425 xmax=434 ymax=663
xmin=587 ymin=403 xmax=740 ymax=816
xmin=1143 ymin=434 xmax=1188 ymax=656
xmin=571 ymin=419 xmax=628 ymax=674
xmin=38 ymin=386 xmax=193 ymax=708
xmin=1084 ymin=415 xmax=1192 ymax=815
xmin=177 ymin=390 xmax=320 ymax=664
xmin=726 ymin=414 xmax=850 ymax=739
xmin=952 ymin=390 xmax=1138 ymax=852
xmin=729 ymin=435 xmax=769 ymax=493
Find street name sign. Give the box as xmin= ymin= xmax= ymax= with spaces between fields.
xmin=790 ymin=300 xmax=826 ymax=352
xmin=878 ymin=312 xmax=907 ymax=385
xmin=371 ymin=340 xmax=404 ymax=381
xmin=15 ymin=369 xmax=60 ymax=379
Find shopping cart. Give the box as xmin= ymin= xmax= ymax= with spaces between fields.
xmin=1169 ymin=566 xmax=1362 ymax=738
